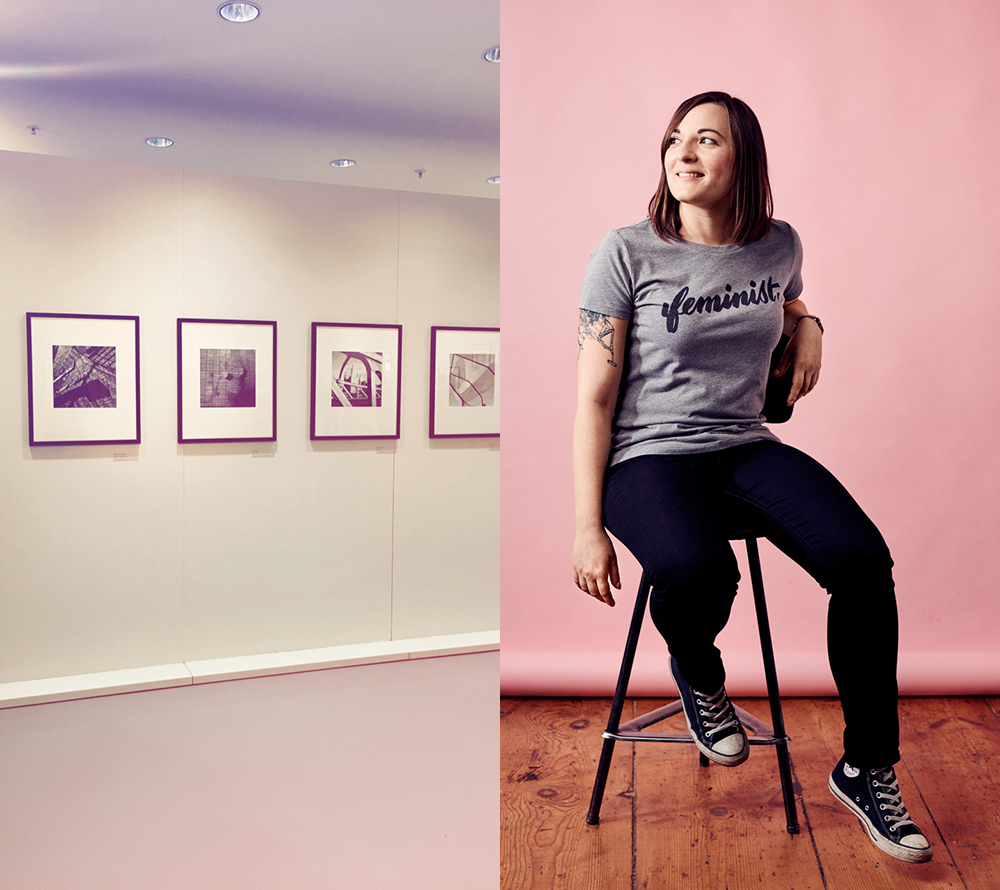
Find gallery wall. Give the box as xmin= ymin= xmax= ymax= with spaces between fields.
xmin=501 ymin=0 xmax=1000 ymax=695
xmin=0 ymin=149 xmax=498 ymax=685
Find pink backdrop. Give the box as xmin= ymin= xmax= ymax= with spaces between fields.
xmin=501 ymin=0 xmax=1000 ymax=696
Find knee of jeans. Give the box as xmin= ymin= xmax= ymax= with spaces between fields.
xmin=645 ymin=549 xmax=740 ymax=596
xmin=823 ymin=535 xmax=894 ymax=593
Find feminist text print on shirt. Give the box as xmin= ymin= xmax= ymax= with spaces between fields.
xmin=661 ymin=277 xmax=784 ymax=334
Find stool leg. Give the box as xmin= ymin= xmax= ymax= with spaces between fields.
xmin=745 ymin=537 xmax=800 ymax=834
xmin=586 ymin=575 xmax=650 ymax=826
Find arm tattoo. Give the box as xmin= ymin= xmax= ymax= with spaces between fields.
xmin=578 ymin=310 xmax=618 ymax=367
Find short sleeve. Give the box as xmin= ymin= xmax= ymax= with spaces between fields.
xmin=783 ymin=225 xmax=804 ymax=302
xmin=578 ymin=230 xmax=635 ymax=320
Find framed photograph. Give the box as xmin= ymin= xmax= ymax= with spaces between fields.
xmin=177 ymin=318 xmax=277 ymax=444
xmin=26 ymin=312 xmax=141 ymax=446
xmin=429 ymin=326 xmax=499 ymax=438
xmin=310 ymin=322 xmax=402 ymax=440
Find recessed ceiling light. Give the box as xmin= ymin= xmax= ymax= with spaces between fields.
xmin=483 ymin=45 xmax=500 ymax=63
xmin=487 ymin=176 xmax=500 ymax=184
xmin=146 ymin=137 xmax=173 ymax=148
xmin=330 ymin=159 xmax=356 ymax=168
xmin=219 ymin=3 xmax=260 ymax=23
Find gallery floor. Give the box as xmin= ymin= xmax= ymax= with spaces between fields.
xmin=0 ymin=651 xmax=498 ymax=889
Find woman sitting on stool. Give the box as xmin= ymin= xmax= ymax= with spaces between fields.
xmin=571 ymin=90 xmax=931 ymax=864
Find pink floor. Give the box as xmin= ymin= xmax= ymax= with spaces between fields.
xmin=0 ymin=651 xmax=498 ymax=889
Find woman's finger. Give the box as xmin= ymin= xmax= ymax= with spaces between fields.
xmin=588 ymin=576 xmax=615 ymax=607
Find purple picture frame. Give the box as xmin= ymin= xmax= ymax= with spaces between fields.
xmin=310 ymin=322 xmax=402 ymax=440
xmin=26 ymin=312 xmax=141 ymax=446
xmin=429 ymin=326 xmax=499 ymax=438
xmin=177 ymin=317 xmax=277 ymax=444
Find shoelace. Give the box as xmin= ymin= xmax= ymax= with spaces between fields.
xmin=870 ymin=767 xmax=918 ymax=832
xmin=694 ymin=687 xmax=739 ymax=738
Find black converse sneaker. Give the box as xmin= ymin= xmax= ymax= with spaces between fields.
xmin=828 ymin=756 xmax=932 ymax=863
xmin=669 ymin=656 xmax=748 ymax=767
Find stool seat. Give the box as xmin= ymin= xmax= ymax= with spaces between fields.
xmin=585 ymin=528 xmax=800 ymax=834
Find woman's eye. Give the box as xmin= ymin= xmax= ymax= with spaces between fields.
xmin=700 ymin=136 xmax=717 ymax=144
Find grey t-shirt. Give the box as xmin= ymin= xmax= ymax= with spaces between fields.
xmin=579 ymin=217 xmax=803 ymax=465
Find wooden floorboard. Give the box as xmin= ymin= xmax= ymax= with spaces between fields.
xmin=633 ymin=697 xmax=824 ymax=890
xmin=501 ymin=698 xmax=632 ymax=890
xmin=502 ymin=696 xmax=995 ymax=890
xmin=897 ymin=697 xmax=1000 ymax=888
xmin=782 ymin=697 xmax=964 ymax=890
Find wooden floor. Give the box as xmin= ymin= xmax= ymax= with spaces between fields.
xmin=501 ymin=696 xmax=1000 ymax=889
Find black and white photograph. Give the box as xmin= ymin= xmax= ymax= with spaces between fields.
xmin=448 ymin=353 xmax=495 ymax=408
xmin=311 ymin=323 xmax=401 ymax=440
xmin=177 ymin=318 xmax=276 ymax=444
xmin=53 ymin=345 xmax=117 ymax=408
xmin=430 ymin=327 xmax=499 ymax=438
xmin=330 ymin=351 xmax=382 ymax=408
xmin=200 ymin=348 xmax=256 ymax=408
xmin=27 ymin=313 xmax=140 ymax=446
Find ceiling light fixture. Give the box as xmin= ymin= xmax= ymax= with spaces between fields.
xmin=146 ymin=137 xmax=174 ymax=147
xmin=330 ymin=159 xmax=356 ymax=168
xmin=219 ymin=3 xmax=260 ymax=23
xmin=483 ymin=45 xmax=500 ymax=63
xmin=487 ymin=176 xmax=500 ymax=184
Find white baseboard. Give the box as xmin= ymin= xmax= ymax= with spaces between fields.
xmin=0 ymin=631 xmax=500 ymax=709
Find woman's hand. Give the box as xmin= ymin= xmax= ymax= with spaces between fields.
xmin=774 ymin=311 xmax=822 ymax=405
xmin=573 ymin=526 xmax=621 ymax=607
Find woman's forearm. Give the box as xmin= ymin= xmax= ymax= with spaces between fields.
xmin=572 ymin=397 xmax=621 ymax=606
xmin=573 ymin=400 xmax=614 ymax=532
xmin=778 ymin=298 xmax=822 ymax=403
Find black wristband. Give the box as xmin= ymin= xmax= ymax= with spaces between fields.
xmin=792 ymin=315 xmax=823 ymax=334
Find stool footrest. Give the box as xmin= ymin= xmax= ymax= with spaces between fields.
xmin=601 ymin=729 xmax=792 ymax=746
xmin=602 ymin=699 xmax=790 ymax=745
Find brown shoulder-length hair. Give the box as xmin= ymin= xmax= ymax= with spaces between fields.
xmin=648 ymin=91 xmax=772 ymax=245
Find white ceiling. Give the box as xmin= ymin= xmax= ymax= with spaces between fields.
xmin=0 ymin=0 xmax=499 ymax=198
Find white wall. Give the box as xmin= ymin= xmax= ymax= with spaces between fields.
xmin=0 ymin=150 xmax=498 ymax=684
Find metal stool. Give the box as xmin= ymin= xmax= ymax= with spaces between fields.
xmin=585 ymin=528 xmax=800 ymax=834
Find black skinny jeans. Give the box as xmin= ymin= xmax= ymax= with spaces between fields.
xmin=603 ymin=439 xmax=900 ymax=768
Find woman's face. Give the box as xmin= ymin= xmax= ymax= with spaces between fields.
xmin=664 ymin=103 xmax=736 ymax=214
